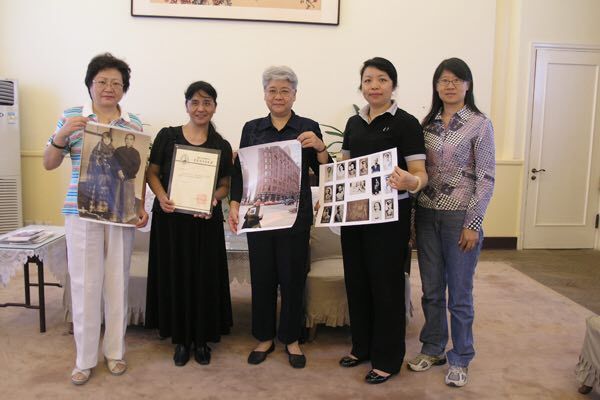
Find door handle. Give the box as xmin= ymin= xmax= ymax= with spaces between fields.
xmin=531 ymin=168 xmax=546 ymax=173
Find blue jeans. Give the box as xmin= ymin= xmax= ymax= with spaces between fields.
xmin=415 ymin=207 xmax=483 ymax=367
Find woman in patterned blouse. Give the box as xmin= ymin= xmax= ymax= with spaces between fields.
xmin=407 ymin=58 xmax=495 ymax=388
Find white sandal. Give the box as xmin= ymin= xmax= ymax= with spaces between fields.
xmin=71 ymin=368 xmax=91 ymax=385
xmin=105 ymin=358 xmax=127 ymax=376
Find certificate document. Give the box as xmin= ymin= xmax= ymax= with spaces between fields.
xmin=167 ymin=145 xmax=221 ymax=215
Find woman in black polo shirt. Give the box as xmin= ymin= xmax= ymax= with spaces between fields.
xmin=338 ymin=57 xmax=428 ymax=384
xmin=228 ymin=65 xmax=331 ymax=368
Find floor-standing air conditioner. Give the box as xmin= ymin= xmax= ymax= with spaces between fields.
xmin=0 ymin=79 xmax=23 ymax=234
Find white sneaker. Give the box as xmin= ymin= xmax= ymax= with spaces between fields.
xmin=407 ymin=353 xmax=447 ymax=372
xmin=445 ymin=365 xmax=468 ymax=387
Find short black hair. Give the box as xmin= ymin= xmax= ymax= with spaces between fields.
xmin=185 ymin=81 xmax=218 ymax=105
xmin=85 ymin=53 xmax=131 ymax=98
xmin=184 ymin=81 xmax=224 ymax=140
xmin=125 ymin=133 xmax=135 ymax=140
xmin=359 ymin=57 xmax=398 ymax=90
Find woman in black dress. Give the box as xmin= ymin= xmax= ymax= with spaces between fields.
xmin=145 ymin=81 xmax=233 ymax=366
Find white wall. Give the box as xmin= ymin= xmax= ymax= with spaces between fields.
xmin=1 ymin=0 xmax=499 ymax=227
xmin=488 ymin=0 xmax=600 ymax=244
xmin=504 ymin=0 xmax=600 ymax=160
xmin=0 ymin=0 xmax=496 ymax=150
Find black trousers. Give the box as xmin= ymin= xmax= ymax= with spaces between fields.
xmin=247 ymin=228 xmax=310 ymax=344
xmin=340 ymin=198 xmax=410 ymax=374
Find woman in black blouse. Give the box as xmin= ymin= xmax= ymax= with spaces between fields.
xmin=228 ymin=66 xmax=331 ymax=368
xmin=145 ymin=81 xmax=233 ymax=367
xmin=338 ymin=57 xmax=428 ymax=384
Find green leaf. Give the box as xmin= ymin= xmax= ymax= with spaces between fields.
xmin=320 ymin=124 xmax=343 ymax=134
xmin=324 ymin=130 xmax=344 ymax=137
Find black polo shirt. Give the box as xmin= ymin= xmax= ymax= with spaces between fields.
xmin=231 ymin=111 xmax=330 ymax=231
xmin=342 ymin=104 xmax=425 ymax=197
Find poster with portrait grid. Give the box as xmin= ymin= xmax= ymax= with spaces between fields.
xmin=315 ymin=148 xmax=398 ymax=227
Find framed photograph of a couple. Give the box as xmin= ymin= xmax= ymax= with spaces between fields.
xmin=131 ymin=0 xmax=340 ymax=25
xmin=77 ymin=122 xmax=151 ymax=226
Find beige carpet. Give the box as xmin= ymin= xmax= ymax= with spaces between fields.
xmin=0 ymin=261 xmax=598 ymax=400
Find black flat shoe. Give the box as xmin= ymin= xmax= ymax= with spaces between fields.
xmin=365 ymin=369 xmax=395 ymax=384
xmin=194 ymin=343 xmax=211 ymax=365
xmin=247 ymin=342 xmax=275 ymax=365
xmin=173 ymin=344 xmax=190 ymax=367
xmin=285 ymin=346 xmax=306 ymax=369
xmin=339 ymin=355 xmax=366 ymax=368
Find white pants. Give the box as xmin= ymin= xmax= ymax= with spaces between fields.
xmin=65 ymin=215 xmax=134 ymax=370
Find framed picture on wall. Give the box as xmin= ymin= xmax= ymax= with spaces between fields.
xmin=131 ymin=0 xmax=340 ymax=25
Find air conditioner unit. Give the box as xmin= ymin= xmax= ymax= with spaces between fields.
xmin=0 ymin=79 xmax=23 ymax=234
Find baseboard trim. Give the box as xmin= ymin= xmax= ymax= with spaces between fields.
xmin=483 ymin=237 xmax=517 ymax=249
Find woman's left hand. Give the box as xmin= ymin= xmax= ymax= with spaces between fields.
xmin=193 ymin=198 xmax=218 ymax=219
xmin=297 ymin=131 xmax=326 ymax=152
xmin=390 ymin=166 xmax=419 ymax=191
xmin=135 ymin=209 xmax=149 ymax=228
xmin=458 ymin=228 xmax=479 ymax=252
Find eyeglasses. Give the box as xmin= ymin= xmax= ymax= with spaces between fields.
xmin=437 ymin=78 xmax=465 ymax=87
xmin=188 ymin=99 xmax=215 ymax=109
xmin=265 ymin=88 xmax=294 ymax=99
xmin=93 ymin=79 xmax=124 ymax=90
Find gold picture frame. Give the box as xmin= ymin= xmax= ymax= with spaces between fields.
xmin=131 ymin=0 xmax=340 ymax=25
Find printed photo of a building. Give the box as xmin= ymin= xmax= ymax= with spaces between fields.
xmin=251 ymin=145 xmax=300 ymax=203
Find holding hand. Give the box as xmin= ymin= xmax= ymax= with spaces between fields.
xmin=389 ymin=166 xmax=419 ymax=191
xmin=297 ymin=131 xmax=326 ymax=153
xmin=314 ymin=200 xmax=320 ymax=212
xmin=194 ymin=198 xmax=218 ymax=219
xmin=228 ymin=201 xmax=240 ymax=234
xmin=56 ymin=116 xmax=89 ymax=142
xmin=158 ymin=194 xmax=176 ymax=213
xmin=135 ymin=208 xmax=149 ymax=228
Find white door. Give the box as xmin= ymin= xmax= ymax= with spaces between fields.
xmin=523 ymin=47 xmax=600 ymax=249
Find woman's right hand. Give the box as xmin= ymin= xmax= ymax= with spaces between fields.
xmin=228 ymin=201 xmax=240 ymax=234
xmin=55 ymin=116 xmax=89 ymax=143
xmin=158 ymin=194 xmax=176 ymax=213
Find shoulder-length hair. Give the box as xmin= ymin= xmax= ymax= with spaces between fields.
xmin=422 ymin=57 xmax=482 ymax=126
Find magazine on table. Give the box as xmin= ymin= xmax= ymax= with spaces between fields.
xmin=0 ymin=229 xmax=55 ymax=244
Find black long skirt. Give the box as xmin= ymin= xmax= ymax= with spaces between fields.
xmin=145 ymin=208 xmax=233 ymax=346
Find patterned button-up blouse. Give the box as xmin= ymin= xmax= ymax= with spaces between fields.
xmin=417 ymin=106 xmax=495 ymax=231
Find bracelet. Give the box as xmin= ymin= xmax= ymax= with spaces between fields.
xmin=50 ymin=137 xmax=67 ymax=150
xmin=408 ymin=175 xmax=422 ymax=194
xmin=317 ymin=145 xmax=328 ymax=154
